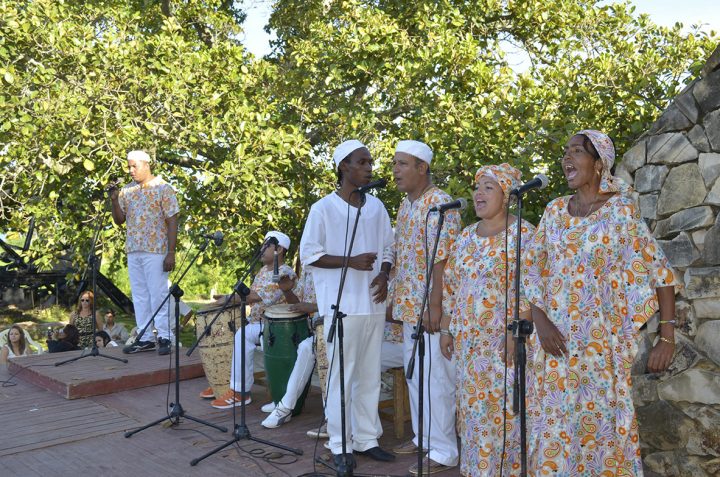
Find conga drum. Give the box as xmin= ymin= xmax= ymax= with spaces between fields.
xmin=263 ymin=304 xmax=312 ymax=416
xmin=195 ymin=304 xmax=243 ymax=400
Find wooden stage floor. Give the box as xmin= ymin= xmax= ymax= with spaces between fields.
xmin=0 ymin=351 xmax=461 ymax=477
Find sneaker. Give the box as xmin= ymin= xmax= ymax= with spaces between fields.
xmin=211 ymin=389 xmax=252 ymax=409
xmin=261 ymin=404 xmax=292 ymax=428
xmin=199 ymin=387 xmax=215 ymax=399
xmin=307 ymin=421 xmax=329 ymax=438
xmin=261 ymin=402 xmax=277 ymax=413
xmin=157 ymin=337 xmax=171 ymax=356
xmin=324 ymin=441 xmax=330 ymax=450
xmin=122 ymin=340 xmax=156 ymax=354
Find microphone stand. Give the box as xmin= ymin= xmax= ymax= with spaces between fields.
xmin=405 ymin=209 xmax=446 ymax=477
xmin=189 ymin=239 xmax=302 ymax=466
xmin=508 ymin=193 xmax=533 ymax=477
xmin=124 ymin=238 xmax=227 ymax=437
xmin=56 ymin=211 xmax=128 ymax=366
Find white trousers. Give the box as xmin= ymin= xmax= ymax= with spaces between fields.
xmin=381 ymin=341 xmax=404 ymax=372
xmin=325 ymin=313 xmax=384 ymax=454
xmin=403 ymin=323 xmax=459 ymax=466
xmin=127 ymin=252 xmax=172 ymax=341
xmin=230 ymin=322 xmax=263 ymax=394
xmin=277 ymin=335 xmax=401 ymax=413
xmin=274 ymin=336 xmax=315 ymax=409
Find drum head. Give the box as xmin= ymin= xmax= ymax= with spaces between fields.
xmin=264 ymin=304 xmax=307 ymax=319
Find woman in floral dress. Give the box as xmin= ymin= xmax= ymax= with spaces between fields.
xmin=70 ymin=291 xmax=103 ymax=349
xmin=440 ymin=163 xmax=536 ymax=476
xmin=522 ymin=130 xmax=678 ymax=475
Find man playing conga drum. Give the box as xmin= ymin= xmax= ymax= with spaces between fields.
xmin=210 ymin=231 xmax=299 ymax=409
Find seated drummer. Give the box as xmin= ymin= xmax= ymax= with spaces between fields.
xmin=209 ymin=230 xmax=299 ymax=409
xmin=260 ymin=269 xmax=319 ymax=428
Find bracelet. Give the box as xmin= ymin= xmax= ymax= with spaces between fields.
xmin=658 ymin=319 xmax=676 ymax=325
xmin=378 ymin=270 xmax=390 ymax=279
xmin=659 ymin=336 xmax=675 ymax=345
xmin=439 ymin=329 xmax=453 ymax=337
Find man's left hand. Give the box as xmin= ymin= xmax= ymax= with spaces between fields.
xmin=163 ymin=252 xmax=175 ymax=272
xmin=370 ymin=272 xmax=389 ymax=304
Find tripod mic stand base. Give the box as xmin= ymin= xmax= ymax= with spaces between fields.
xmin=125 ymin=402 xmax=227 ymax=438
xmin=54 ymin=345 xmax=129 ymax=366
xmin=190 ymin=423 xmax=303 ymax=466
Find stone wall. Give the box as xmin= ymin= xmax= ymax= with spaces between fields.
xmin=615 ymin=46 xmax=720 ymax=476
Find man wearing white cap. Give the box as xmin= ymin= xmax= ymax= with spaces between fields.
xmin=210 ymin=230 xmax=299 ymax=409
xmin=109 ymin=150 xmax=179 ymax=356
xmin=300 ymin=140 xmax=395 ymax=468
xmin=389 ymin=140 xmax=460 ymax=474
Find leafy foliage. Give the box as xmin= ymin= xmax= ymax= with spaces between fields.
xmin=0 ymin=0 xmax=716 ymax=295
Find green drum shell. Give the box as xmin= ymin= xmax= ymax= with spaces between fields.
xmin=262 ymin=310 xmax=312 ymax=416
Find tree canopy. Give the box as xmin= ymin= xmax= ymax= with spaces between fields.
xmin=0 ymin=0 xmax=716 ymax=295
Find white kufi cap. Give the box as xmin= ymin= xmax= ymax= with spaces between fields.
xmin=127 ymin=150 xmax=152 ymax=162
xmin=332 ymin=140 xmax=366 ymax=168
xmin=264 ymin=231 xmax=291 ymax=250
xmin=395 ymin=140 xmax=433 ymax=164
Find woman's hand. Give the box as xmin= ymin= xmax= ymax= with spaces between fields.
xmin=532 ymin=306 xmax=567 ymax=357
xmin=503 ymin=334 xmax=515 ymax=365
xmin=647 ymin=339 xmax=675 ymax=373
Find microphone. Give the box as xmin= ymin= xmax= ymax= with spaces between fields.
xmin=509 ymin=174 xmax=549 ymax=196
xmin=272 ymin=244 xmax=280 ymax=283
xmin=201 ymin=231 xmax=224 ymax=246
xmin=429 ymin=198 xmax=467 ymax=213
xmin=105 ymin=178 xmax=121 ymax=192
xmin=354 ymin=178 xmax=387 ymax=194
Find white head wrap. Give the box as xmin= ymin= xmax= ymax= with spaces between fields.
xmin=127 ymin=150 xmax=151 ymax=163
xmin=332 ymin=140 xmax=366 ymax=168
xmin=264 ymin=231 xmax=291 ymax=250
xmin=395 ymin=140 xmax=433 ymax=164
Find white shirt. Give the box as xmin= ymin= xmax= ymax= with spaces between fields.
xmin=300 ymin=192 xmax=394 ymax=319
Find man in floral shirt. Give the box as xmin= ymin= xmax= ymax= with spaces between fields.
xmin=388 ymin=140 xmax=461 ymax=475
xmin=110 ymin=150 xmax=179 ymax=356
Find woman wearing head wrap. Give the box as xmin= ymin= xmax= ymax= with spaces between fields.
xmin=439 ymin=163 xmax=536 ymax=477
xmin=522 ymin=130 xmax=679 ymax=475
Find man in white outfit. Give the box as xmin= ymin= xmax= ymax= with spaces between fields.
xmin=300 ymin=140 xmax=395 ymax=469
xmin=109 ymin=150 xmax=179 ymax=356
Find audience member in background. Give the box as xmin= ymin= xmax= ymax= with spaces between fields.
xmin=94 ymin=330 xmax=118 ymax=348
xmin=1 ymin=324 xmax=30 ymax=364
xmin=47 ymin=324 xmax=81 ymax=353
xmin=103 ymin=309 xmax=130 ymax=343
xmin=70 ymin=291 xmax=103 ymax=349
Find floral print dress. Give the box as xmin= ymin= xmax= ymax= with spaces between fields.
xmin=522 ymin=195 xmax=678 ymax=476
xmin=444 ymin=219 xmax=536 ymax=477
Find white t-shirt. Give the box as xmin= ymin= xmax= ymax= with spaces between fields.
xmin=300 ymin=192 xmax=394 ymax=319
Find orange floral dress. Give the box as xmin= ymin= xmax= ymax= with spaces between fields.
xmin=522 ymin=195 xmax=678 ymax=476
xmin=444 ymin=220 xmax=536 ymax=477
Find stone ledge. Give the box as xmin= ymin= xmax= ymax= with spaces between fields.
xmin=684 ymin=266 xmax=720 ymax=299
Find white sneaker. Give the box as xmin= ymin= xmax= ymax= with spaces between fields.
xmin=261 ymin=404 xmax=292 ymax=429
xmin=261 ymin=402 xmax=276 ymax=413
